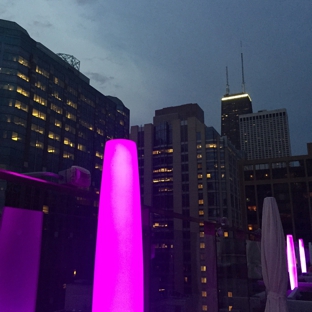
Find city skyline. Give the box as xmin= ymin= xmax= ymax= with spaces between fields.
xmin=1 ymin=1 xmax=311 ymax=155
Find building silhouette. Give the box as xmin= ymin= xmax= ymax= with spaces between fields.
xmin=221 ymin=93 xmax=253 ymax=150
xmin=0 ymin=19 xmax=129 ymax=312
xmin=131 ymin=103 xmax=244 ymax=311
xmin=242 ymin=143 xmax=312 ymax=243
xmin=239 ymin=108 xmax=291 ymax=160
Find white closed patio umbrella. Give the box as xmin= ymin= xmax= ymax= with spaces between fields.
xmin=261 ymin=197 xmax=289 ymax=312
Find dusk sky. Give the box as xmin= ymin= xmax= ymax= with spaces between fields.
xmin=1 ymin=0 xmax=311 ymax=155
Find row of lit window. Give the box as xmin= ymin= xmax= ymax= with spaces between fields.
xmin=153 ymin=177 xmax=173 ymax=183
xmin=152 ymin=148 xmax=173 ymax=155
xmin=198 ymin=173 xmax=211 ymax=179
xmin=153 ymin=167 xmax=173 ymax=173
xmin=153 ymin=222 xmax=168 ymax=228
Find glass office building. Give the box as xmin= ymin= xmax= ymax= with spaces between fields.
xmin=0 ymin=19 xmax=129 ymax=192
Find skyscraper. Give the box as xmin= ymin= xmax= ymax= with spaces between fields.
xmin=239 ymin=109 xmax=291 ymax=160
xmin=131 ymin=103 xmax=244 ymax=311
xmin=0 ymin=19 xmax=129 ymax=192
xmin=221 ymin=93 xmax=253 ymax=150
xmin=0 ymin=19 xmax=130 ymax=311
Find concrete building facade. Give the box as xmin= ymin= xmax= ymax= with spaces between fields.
xmin=239 ymin=108 xmax=291 ymax=160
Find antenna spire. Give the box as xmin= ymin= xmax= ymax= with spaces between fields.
xmin=225 ymin=66 xmax=230 ymax=95
xmin=240 ymin=42 xmax=245 ymax=93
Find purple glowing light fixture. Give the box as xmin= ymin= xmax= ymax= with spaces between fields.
xmin=299 ymin=238 xmax=307 ymax=273
xmin=286 ymin=235 xmax=298 ymax=290
xmin=92 ymin=139 xmax=143 ymax=312
xmin=0 ymin=207 xmax=43 ymax=312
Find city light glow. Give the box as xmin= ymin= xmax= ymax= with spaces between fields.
xmin=92 ymin=139 xmax=143 ymax=312
xmin=0 ymin=207 xmax=43 ymax=312
xmin=299 ymin=238 xmax=307 ymax=273
xmin=286 ymin=235 xmax=298 ymax=290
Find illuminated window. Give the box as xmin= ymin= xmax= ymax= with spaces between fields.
xmin=78 ymin=144 xmax=86 ymax=151
xmin=52 ymin=91 xmax=62 ymax=101
xmin=202 ymin=291 xmax=207 ymax=297
xmin=201 ymin=266 xmax=206 ymax=272
xmin=42 ymin=205 xmax=49 ymax=214
xmin=33 ymin=94 xmax=47 ymax=106
xmin=54 ymin=77 xmax=64 ymax=87
xmin=229 ymin=306 xmax=233 ymax=311
xmin=14 ymin=101 xmax=28 ymax=112
xmin=153 ymin=177 xmax=173 ymax=183
xmin=66 ymin=111 xmax=76 ymax=121
xmin=198 ymin=199 xmax=204 ymax=205
xmin=153 ymin=168 xmax=173 ymax=173
xmin=35 ymin=81 xmax=46 ymax=91
xmin=201 ymin=277 xmax=207 ymax=283
xmin=197 ymin=144 xmax=202 ymax=149
xmin=48 ymin=132 xmax=60 ymax=141
xmin=11 ymin=132 xmax=21 ymax=141
xmin=96 ymin=151 xmax=103 ymax=159
xmin=18 ymin=56 xmax=29 ymax=67
xmin=200 ymin=243 xmax=205 ymax=249
xmin=228 ymin=292 xmax=233 ymax=297
xmin=47 ymin=146 xmax=58 ymax=154
xmin=31 ymin=124 xmax=44 ymax=134
xmin=198 ymin=184 xmax=203 ymax=189
xmin=36 ymin=66 xmax=49 ymax=78
xmin=66 ymin=99 xmax=77 ymax=109
xmin=32 ymin=109 xmax=46 ymax=120
xmin=248 ymin=206 xmax=257 ymax=211
xmin=224 ymin=231 xmax=229 ymax=238
xmin=200 ymin=231 xmax=204 ymax=238
xmin=248 ymin=225 xmax=253 ymax=231
xmin=206 ymin=173 xmax=211 ymax=178
xmin=54 ymin=119 xmax=62 ymax=128
xmin=95 ymin=163 xmax=102 ymax=170
xmin=184 ymin=277 xmax=188 ymax=282
xmin=17 ymin=72 xmax=29 ymax=82
xmin=120 ymin=120 xmax=124 ymax=126
xmin=64 ymin=137 xmax=75 ymax=148
xmin=97 ymin=128 xmax=104 ymax=136
xmin=199 ymin=210 xmax=204 ymax=216
xmin=199 ymin=222 xmax=204 ymax=227
xmin=73 ymin=270 xmax=77 ymax=277
xmin=197 ymin=154 xmax=202 ymax=159
xmin=198 ymin=174 xmax=203 ymax=179
xmin=51 ymin=104 xmax=62 ymax=114
xmin=17 ymin=86 xmax=29 ymax=97
xmin=32 ymin=140 xmax=44 ymax=149
xmin=206 ymin=143 xmax=217 ymax=148
xmin=63 ymin=151 xmax=74 ymax=159
xmin=202 ymin=305 xmax=208 ymax=311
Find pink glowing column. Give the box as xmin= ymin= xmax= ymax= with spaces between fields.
xmin=299 ymin=239 xmax=307 ymax=273
xmin=0 ymin=207 xmax=43 ymax=312
xmin=92 ymin=139 xmax=143 ymax=312
xmin=286 ymin=235 xmax=298 ymax=290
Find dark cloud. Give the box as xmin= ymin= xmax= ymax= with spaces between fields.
xmin=32 ymin=20 xmax=53 ymax=28
xmin=86 ymin=72 xmax=114 ymax=86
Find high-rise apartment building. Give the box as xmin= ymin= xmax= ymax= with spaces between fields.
xmin=221 ymin=93 xmax=253 ymax=150
xmin=131 ymin=103 xmax=244 ymax=311
xmin=0 ymin=19 xmax=129 ymax=191
xmin=0 ymin=19 xmax=129 ymax=311
xmin=239 ymin=109 xmax=291 ymax=160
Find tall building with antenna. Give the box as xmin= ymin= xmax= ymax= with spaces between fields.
xmin=221 ymin=53 xmax=252 ymax=151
